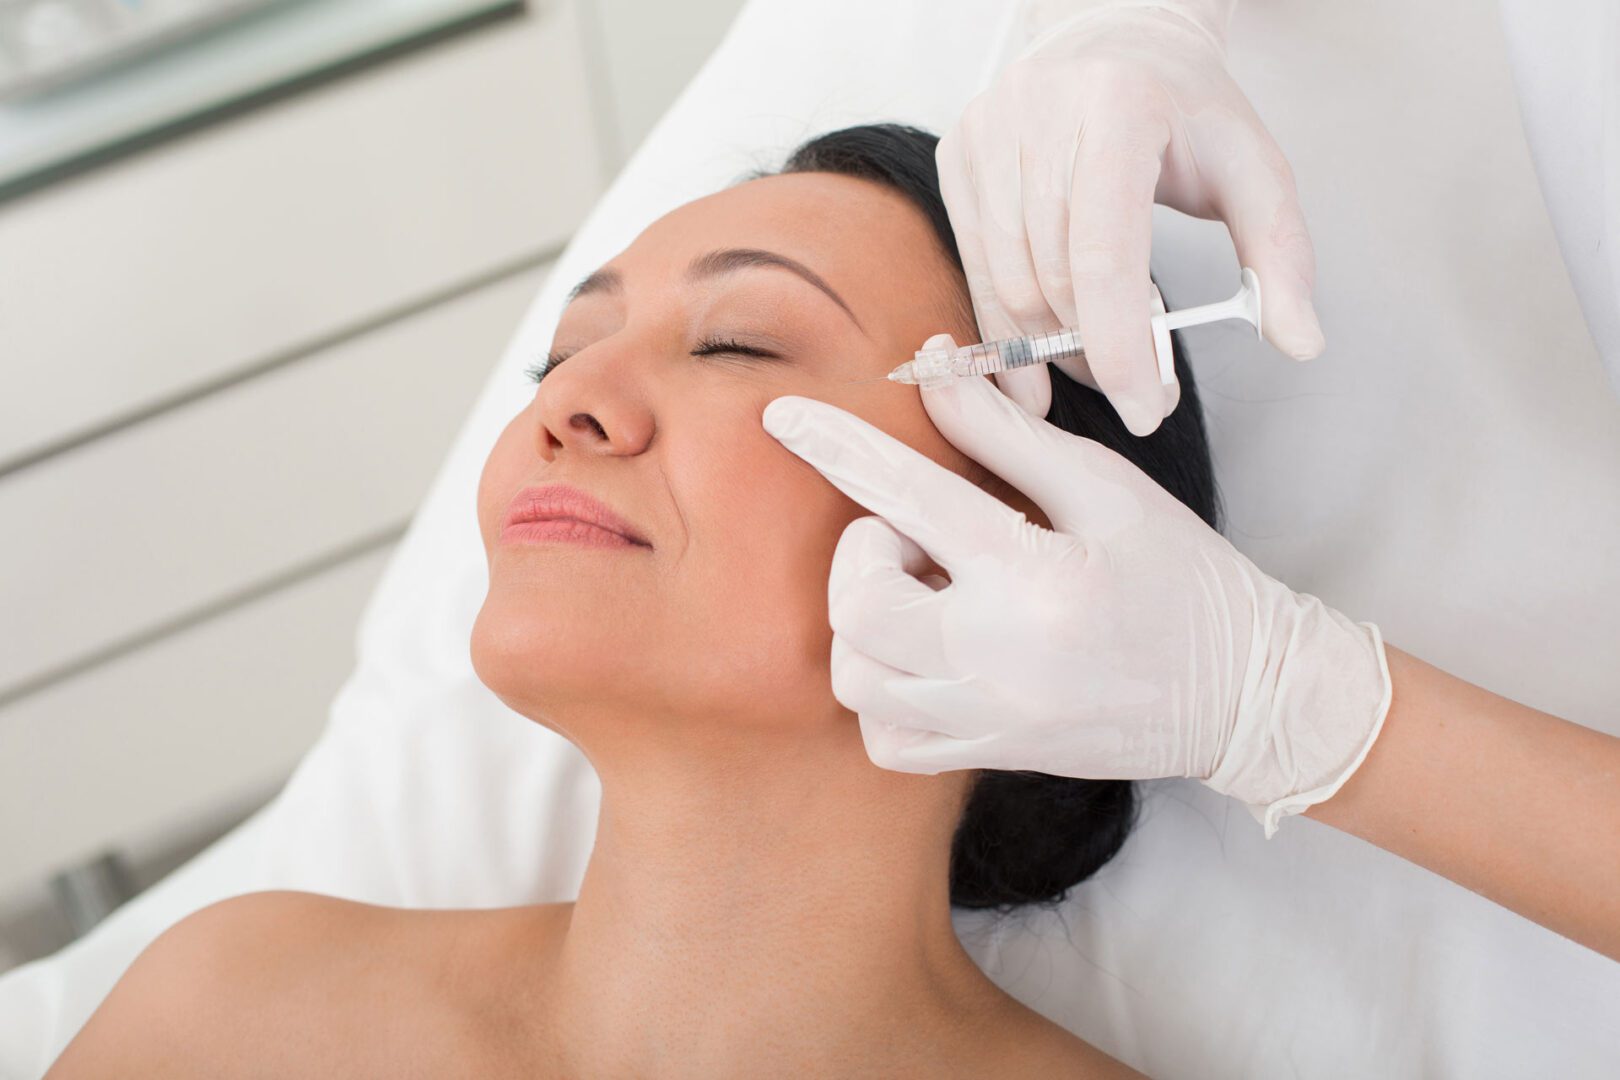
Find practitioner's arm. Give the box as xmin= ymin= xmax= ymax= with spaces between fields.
xmin=1306 ymin=646 xmax=1620 ymax=959
xmin=764 ymin=377 xmax=1619 ymax=961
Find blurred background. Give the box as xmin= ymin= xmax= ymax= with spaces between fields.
xmin=0 ymin=0 xmax=746 ymax=974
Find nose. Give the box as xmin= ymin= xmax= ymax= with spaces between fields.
xmin=534 ymin=346 xmax=655 ymax=460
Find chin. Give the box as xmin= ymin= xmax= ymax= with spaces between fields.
xmin=470 ymin=596 xmax=630 ymax=724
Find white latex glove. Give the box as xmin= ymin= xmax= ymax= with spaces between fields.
xmin=939 ymin=0 xmax=1324 ymax=432
xmin=761 ymin=368 xmax=1390 ymax=837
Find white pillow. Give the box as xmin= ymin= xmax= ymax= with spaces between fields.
xmin=5 ymin=0 xmax=1619 ymax=1076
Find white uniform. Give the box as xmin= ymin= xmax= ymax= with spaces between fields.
xmin=1500 ymin=0 xmax=1620 ymax=393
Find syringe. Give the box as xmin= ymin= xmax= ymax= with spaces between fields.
xmin=885 ymin=267 xmax=1263 ymax=387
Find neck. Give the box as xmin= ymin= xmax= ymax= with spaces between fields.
xmin=536 ymin=723 xmax=1005 ymax=1074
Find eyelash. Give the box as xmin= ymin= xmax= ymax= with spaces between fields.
xmin=523 ymin=350 xmax=572 ymax=385
xmin=523 ymin=337 xmax=782 ymax=384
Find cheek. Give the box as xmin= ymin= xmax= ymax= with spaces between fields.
xmin=476 ymin=407 xmax=534 ymax=549
xmin=663 ymin=407 xmax=861 ymax=719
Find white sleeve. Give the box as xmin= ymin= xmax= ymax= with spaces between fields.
xmin=1498 ymin=0 xmax=1620 ymax=396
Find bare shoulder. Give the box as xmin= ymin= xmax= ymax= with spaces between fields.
xmin=48 ymin=892 xmax=573 ymax=1079
xmin=46 ymin=892 xmax=378 ymax=1077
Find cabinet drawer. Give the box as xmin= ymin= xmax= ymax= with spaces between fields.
xmin=0 ymin=1 xmax=601 ymax=469
xmin=0 ymin=543 xmax=395 ymax=895
xmin=0 ymin=265 xmax=548 ymax=699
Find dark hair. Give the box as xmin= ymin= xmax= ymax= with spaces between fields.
xmin=778 ymin=123 xmax=1219 ymax=910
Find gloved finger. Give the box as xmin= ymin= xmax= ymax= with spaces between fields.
xmin=1148 ymin=281 xmax=1181 ymax=415
xmin=827 ymin=516 xmax=953 ymax=678
xmin=1022 ymin=139 xmax=1079 ymax=329
xmin=1161 ymin=363 xmax=1182 ymax=415
xmin=885 ymin=670 xmax=1016 ymax=741
xmin=859 ymin=715 xmax=965 ymax=776
xmin=762 ymin=395 xmax=1029 ymax=571
xmin=871 ymin=726 xmax=994 ymax=776
xmin=937 ymin=123 xmax=1016 ymax=348
xmin=833 ymin=637 xmax=997 ymax=742
xmin=1067 ymin=121 xmax=1171 ymax=436
xmin=973 ymin=135 xmax=1063 ymax=340
xmin=887 ymin=721 xmax=1146 ymax=781
xmin=921 ymin=373 xmax=1133 ymax=537
xmin=1218 ymin=134 xmax=1324 ymax=360
xmin=991 ymin=365 xmax=1052 ymax=418
xmin=992 ymin=146 xmax=1073 ymax=419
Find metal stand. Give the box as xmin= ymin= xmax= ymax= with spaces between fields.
xmin=49 ymin=852 xmax=136 ymax=939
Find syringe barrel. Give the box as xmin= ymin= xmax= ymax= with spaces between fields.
xmin=955 ymin=328 xmax=1085 ymax=376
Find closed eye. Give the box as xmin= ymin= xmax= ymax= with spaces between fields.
xmin=523 ymin=337 xmax=784 ymax=385
xmin=689 ymin=336 xmax=783 ymax=361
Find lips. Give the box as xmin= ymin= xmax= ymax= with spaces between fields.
xmin=501 ymin=483 xmax=651 ymax=549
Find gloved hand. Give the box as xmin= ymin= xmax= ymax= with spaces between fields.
xmin=939 ymin=0 xmax=1324 ymax=431
xmin=762 ymin=370 xmax=1390 ymax=837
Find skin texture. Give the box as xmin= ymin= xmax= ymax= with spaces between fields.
xmin=48 ymin=173 xmax=1133 ymax=1078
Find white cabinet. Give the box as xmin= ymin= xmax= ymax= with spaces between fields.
xmin=0 ymin=2 xmax=595 ymax=898
xmin=0 ymin=3 xmax=602 ymax=470
xmin=0 ymin=0 xmax=750 ymax=955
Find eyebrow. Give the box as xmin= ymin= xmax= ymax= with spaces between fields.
xmin=567 ymin=267 xmax=622 ymax=302
xmin=563 ymin=248 xmax=864 ymax=331
xmin=687 ymin=248 xmax=863 ymax=330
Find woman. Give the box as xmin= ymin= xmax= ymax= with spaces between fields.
xmin=47 ymin=125 xmax=1215 ymax=1077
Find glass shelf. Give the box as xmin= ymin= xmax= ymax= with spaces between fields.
xmin=0 ymin=0 xmax=524 ymax=200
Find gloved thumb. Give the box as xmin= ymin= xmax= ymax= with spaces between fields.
xmin=1225 ymin=162 xmax=1325 ymax=361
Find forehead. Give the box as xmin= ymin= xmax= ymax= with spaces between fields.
xmin=606 ymin=172 xmax=970 ymax=339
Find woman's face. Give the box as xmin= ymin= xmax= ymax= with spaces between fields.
xmin=472 ymin=172 xmax=1004 ymax=748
